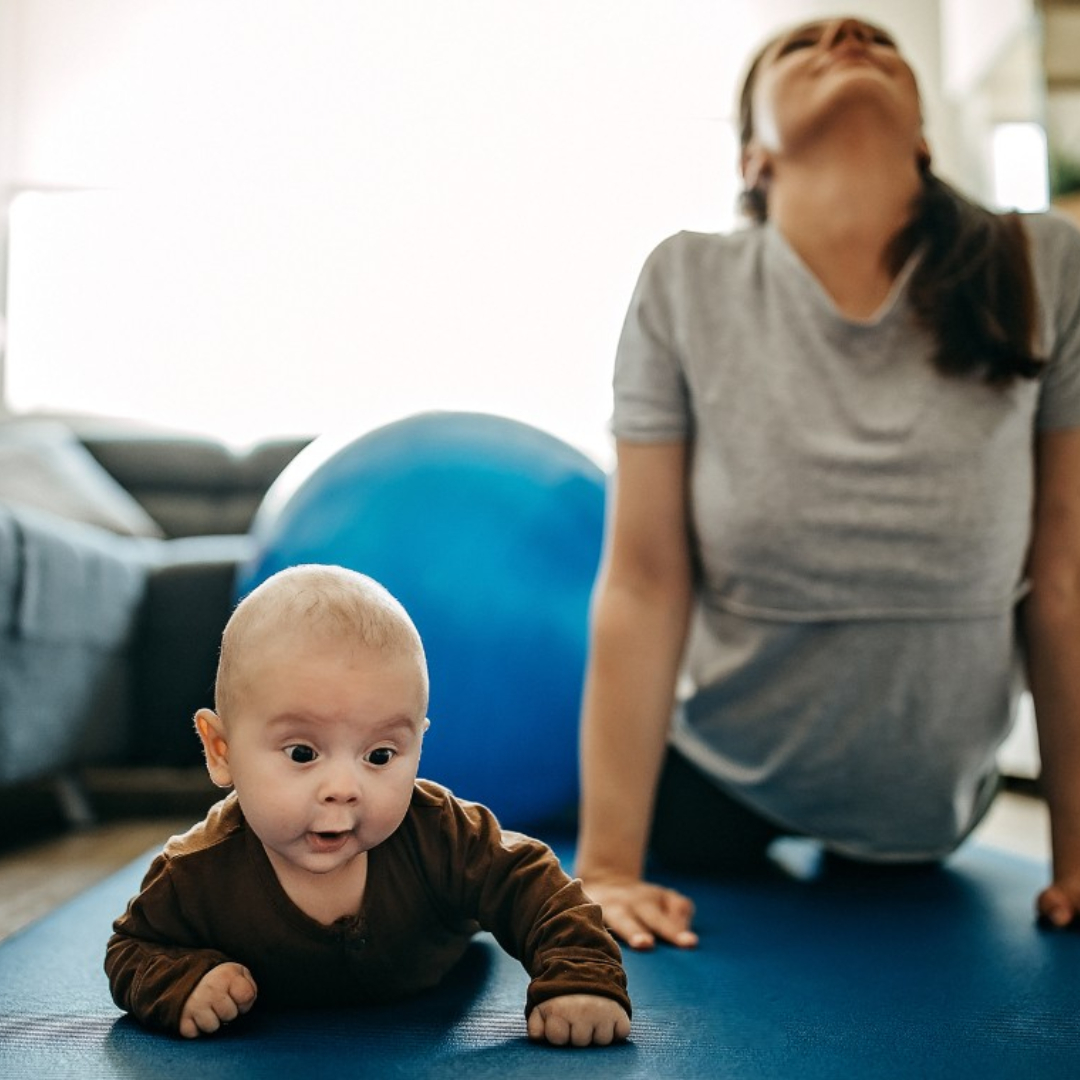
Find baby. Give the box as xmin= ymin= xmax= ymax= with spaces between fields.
xmin=106 ymin=564 xmax=631 ymax=1046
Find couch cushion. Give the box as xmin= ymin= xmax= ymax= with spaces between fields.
xmin=0 ymin=420 xmax=164 ymax=538
xmin=131 ymin=533 xmax=256 ymax=765
xmin=0 ymin=503 xmax=152 ymax=785
xmin=81 ymin=434 xmax=310 ymax=538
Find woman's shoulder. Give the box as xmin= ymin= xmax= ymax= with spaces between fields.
xmin=646 ymin=223 xmax=763 ymax=264
xmin=1020 ymin=208 xmax=1080 ymax=265
xmin=635 ymin=224 xmax=765 ymax=298
xmin=1018 ymin=211 xmax=1080 ymax=331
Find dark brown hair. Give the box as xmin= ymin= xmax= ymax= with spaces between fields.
xmin=736 ymin=30 xmax=1044 ymax=387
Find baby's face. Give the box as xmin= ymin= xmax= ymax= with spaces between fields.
xmin=221 ymin=634 xmax=428 ymax=881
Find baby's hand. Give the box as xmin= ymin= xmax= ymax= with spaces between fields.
xmin=526 ymin=993 xmax=631 ymax=1047
xmin=179 ymin=962 xmax=258 ymax=1038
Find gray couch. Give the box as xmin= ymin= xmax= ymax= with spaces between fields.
xmin=0 ymin=419 xmax=309 ymax=802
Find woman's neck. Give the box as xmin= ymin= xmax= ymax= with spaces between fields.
xmin=767 ymin=135 xmax=923 ymax=320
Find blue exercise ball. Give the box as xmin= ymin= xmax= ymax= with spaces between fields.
xmin=237 ymin=412 xmax=606 ymax=828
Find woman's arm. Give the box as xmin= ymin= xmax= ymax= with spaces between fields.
xmin=1022 ymin=427 xmax=1080 ymax=926
xmin=575 ymin=439 xmax=697 ymax=949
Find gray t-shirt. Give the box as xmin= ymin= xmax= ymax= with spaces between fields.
xmin=612 ymin=212 xmax=1080 ymax=860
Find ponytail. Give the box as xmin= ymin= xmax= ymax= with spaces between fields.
xmin=886 ymin=173 xmax=1044 ymax=386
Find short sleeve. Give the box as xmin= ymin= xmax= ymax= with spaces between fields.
xmin=1030 ymin=211 xmax=1080 ymax=431
xmin=611 ymin=237 xmax=691 ymax=442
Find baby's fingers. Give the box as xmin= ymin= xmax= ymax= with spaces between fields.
xmin=180 ymin=999 xmax=228 ymax=1038
xmin=529 ymin=1009 xmax=570 ymax=1045
xmin=584 ymin=1012 xmax=632 ymax=1046
xmin=178 ymin=1013 xmax=200 ymax=1040
xmin=527 ymin=995 xmax=631 ymax=1047
xmin=179 ymin=963 xmax=258 ymax=1038
xmin=528 ymin=1013 xmax=594 ymax=1047
xmin=227 ymin=966 xmax=259 ymax=1013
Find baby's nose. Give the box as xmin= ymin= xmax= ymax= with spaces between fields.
xmin=319 ymin=764 xmax=361 ymax=803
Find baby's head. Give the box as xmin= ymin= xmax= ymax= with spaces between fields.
xmin=214 ymin=564 xmax=429 ymax=723
xmin=195 ymin=564 xmax=431 ymax=880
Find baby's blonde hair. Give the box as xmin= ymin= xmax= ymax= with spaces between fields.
xmin=215 ymin=564 xmax=428 ymax=720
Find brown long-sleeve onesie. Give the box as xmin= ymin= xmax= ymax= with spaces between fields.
xmin=105 ymin=779 xmax=630 ymax=1033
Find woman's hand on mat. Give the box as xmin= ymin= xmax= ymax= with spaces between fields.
xmin=526 ymin=994 xmax=631 ymax=1046
xmin=1037 ymin=879 xmax=1080 ymax=930
xmin=584 ymin=877 xmax=698 ymax=951
xmin=179 ymin=962 xmax=258 ymax=1038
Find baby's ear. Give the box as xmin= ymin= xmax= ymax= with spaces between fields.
xmin=194 ymin=709 xmax=233 ymax=788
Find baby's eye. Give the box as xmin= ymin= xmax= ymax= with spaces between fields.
xmin=285 ymin=744 xmax=317 ymax=764
xmin=365 ymin=747 xmax=396 ymax=767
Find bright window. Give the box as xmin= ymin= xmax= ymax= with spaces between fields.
xmin=3 ymin=2 xmax=752 ymax=466
xmin=991 ymin=122 xmax=1050 ymax=213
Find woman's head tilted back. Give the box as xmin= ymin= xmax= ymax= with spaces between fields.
xmin=731 ymin=13 xmax=1042 ymax=387
xmin=735 ymin=16 xmax=924 ymax=222
xmin=215 ymin=564 xmax=429 ymax=725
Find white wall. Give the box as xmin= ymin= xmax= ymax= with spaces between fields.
xmin=0 ymin=0 xmax=957 ymax=460
xmin=941 ymin=0 xmax=1034 ymax=97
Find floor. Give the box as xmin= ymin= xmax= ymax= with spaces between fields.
xmin=0 ymin=776 xmax=1052 ymax=946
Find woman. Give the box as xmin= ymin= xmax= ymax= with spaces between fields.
xmin=575 ymin=16 xmax=1080 ymax=951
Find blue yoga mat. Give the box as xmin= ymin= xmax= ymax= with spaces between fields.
xmin=0 ymin=837 xmax=1077 ymax=1079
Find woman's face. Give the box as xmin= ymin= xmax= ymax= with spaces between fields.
xmin=743 ymin=17 xmax=923 ymax=163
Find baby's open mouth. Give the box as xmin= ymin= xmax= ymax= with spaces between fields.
xmin=307 ymin=830 xmax=352 ymax=852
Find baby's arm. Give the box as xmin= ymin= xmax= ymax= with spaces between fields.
xmin=430 ymin=790 xmax=632 ymax=1041
xmin=106 ymin=851 xmax=237 ymax=1034
xmin=106 ymin=927 xmax=235 ymax=1033
xmin=179 ymin=963 xmax=258 ymax=1039
xmin=526 ymin=994 xmax=631 ymax=1047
